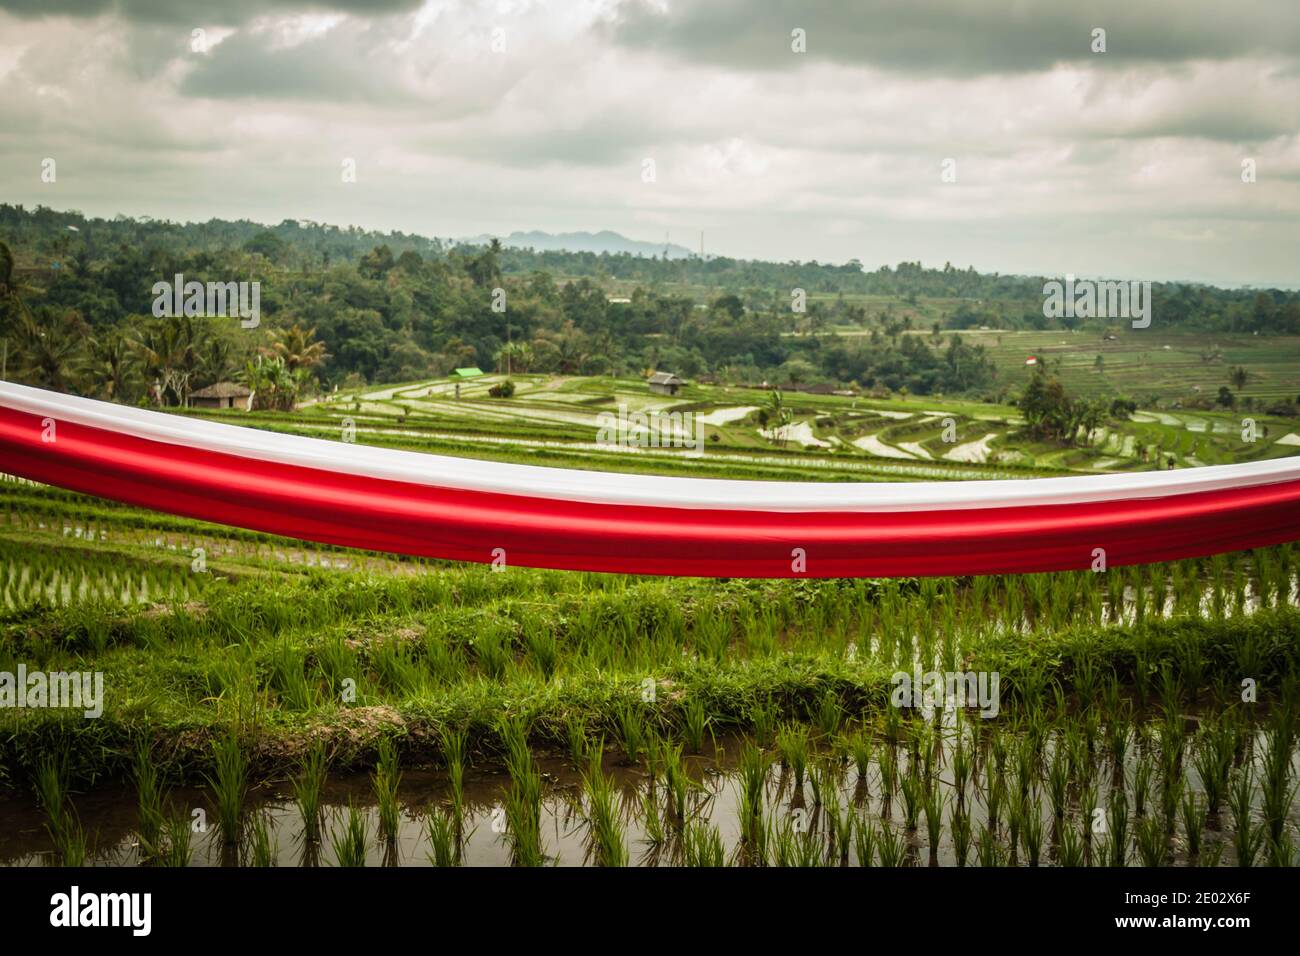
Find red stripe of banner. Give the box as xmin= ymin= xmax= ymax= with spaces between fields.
xmin=3 ymin=407 xmax=1300 ymax=577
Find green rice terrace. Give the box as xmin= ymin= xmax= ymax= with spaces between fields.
xmin=1 ymin=374 xmax=1299 ymax=868
xmin=208 ymin=367 xmax=1300 ymax=476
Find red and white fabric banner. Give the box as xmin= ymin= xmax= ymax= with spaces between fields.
xmin=3 ymin=381 xmax=1300 ymax=577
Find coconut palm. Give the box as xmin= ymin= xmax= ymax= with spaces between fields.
xmin=264 ymin=323 xmax=329 ymax=373
xmin=130 ymin=314 xmax=203 ymax=406
xmin=11 ymin=308 xmax=88 ymax=392
xmin=241 ymin=355 xmax=307 ymax=411
xmin=88 ymin=330 xmax=142 ymax=402
xmin=0 ymin=240 xmax=39 ymax=327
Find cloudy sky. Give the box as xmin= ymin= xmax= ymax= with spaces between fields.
xmin=1 ymin=0 xmax=1298 ymax=285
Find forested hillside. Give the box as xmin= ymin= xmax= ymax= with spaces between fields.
xmin=2 ymin=203 xmax=1297 ymax=408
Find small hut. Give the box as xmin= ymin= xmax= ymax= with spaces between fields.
xmin=648 ymin=372 xmax=684 ymax=396
xmin=190 ymin=382 xmax=251 ymax=410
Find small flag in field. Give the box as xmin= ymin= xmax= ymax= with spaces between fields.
xmin=1025 ymin=356 xmax=1038 ymax=365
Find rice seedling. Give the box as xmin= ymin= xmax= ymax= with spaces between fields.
xmin=1006 ymin=789 xmax=1023 ymax=853
xmin=814 ymin=689 xmax=843 ymax=739
xmin=500 ymin=718 xmax=545 ymax=866
xmin=1106 ymin=788 xmax=1129 ymax=867
xmin=1200 ymin=837 xmax=1226 ymax=868
xmin=581 ymin=743 xmax=627 ymax=867
xmin=736 ymin=740 xmax=768 ymax=853
xmin=565 ymin=714 xmax=588 ymax=765
xmin=34 ymin=755 xmax=69 ymax=845
xmin=614 ymin=701 xmax=647 ymax=765
xmin=876 ymin=823 xmax=908 ymax=867
xmin=159 ymin=810 xmax=193 ymax=867
xmin=976 ymin=824 xmax=1003 ymax=867
xmin=1259 ymin=714 xmax=1298 ymax=846
xmin=1192 ymin=719 xmax=1234 ymax=814
xmin=661 ymin=740 xmax=691 ymax=823
xmin=826 ymin=792 xmax=855 ymax=866
xmin=1132 ymin=758 xmax=1152 ymax=818
xmin=1268 ymin=829 xmax=1296 ymax=867
xmin=134 ymin=743 xmax=164 ymax=859
xmin=330 ymin=803 xmax=370 ymax=867
xmin=681 ymin=819 xmax=726 ymax=867
xmin=951 ymin=803 xmax=971 ymax=866
xmin=984 ymin=771 xmax=1004 ymax=832
xmin=1160 ymin=772 xmax=1183 ymax=834
xmin=440 ymin=726 xmax=468 ymax=825
xmin=854 ymin=814 xmax=877 ymax=866
xmin=1135 ymin=816 xmax=1167 ymax=866
xmin=776 ymin=722 xmax=810 ymax=789
xmin=899 ymin=772 xmax=923 ymax=831
xmin=683 ymin=694 xmax=709 ymax=753
xmin=1180 ymin=790 xmax=1204 ymax=857
xmin=990 ymin=725 xmax=1009 ymax=776
xmin=1080 ymin=783 xmax=1099 ymax=846
xmin=923 ymin=787 xmax=945 ymax=857
xmin=1057 ymin=821 xmax=1086 ymax=867
xmin=1020 ymin=796 xmax=1043 ymax=866
xmin=749 ymin=696 xmax=776 ymax=748
xmin=291 ymin=741 xmax=328 ymax=844
xmin=205 ymin=731 xmax=249 ymax=846
xmin=1229 ymin=767 xmax=1265 ymax=867
xmin=373 ymin=737 xmax=403 ymax=843
xmin=770 ymin=813 xmax=824 ymax=868
xmin=640 ymin=787 xmax=665 ymax=848
xmin=1047 ymin=746 xmax=1069 ymax=821
xmin=48 ymin=804 xmax=87 ymax=867
xmin=1157 ymin=664 xmax=1183 ymax=714
xmin=248 ymin=812 xmax=277 ymax=867
xmin=846 ymin=730 xmax=873 ymax=791
xmin=425 ymin=808 xmax=458 ymax=867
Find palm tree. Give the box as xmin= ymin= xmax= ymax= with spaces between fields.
xmin=0 ymin=240 xmax=39 ymax=328
xmin=495 ymin=341 xmax=533 ymax=374
xmin=241 ymin=355 xmax=308 ymax=411
xmin=264 ymin=322 xmax=329 ymax=373
xmin=1230 ymin=366 xmax=1249 ymax=392
xmin=467 ymin=239 xmax=503 ymax=288
xmin=88 ymin=330 xmax=141 ymax=401
xmin=765 ymin=388 xmax=793 ymax=447
xmin=130 ymin=314 xmax=202 ymax=406
xmin=12 ymin=308 xmax=87 ymax=392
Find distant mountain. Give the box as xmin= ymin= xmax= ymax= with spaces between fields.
xmin=462 ymin=230 xmax=695 ymax=259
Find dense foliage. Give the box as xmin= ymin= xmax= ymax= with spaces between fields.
xmin=2 ymin=203 xmax=1297 ymax=406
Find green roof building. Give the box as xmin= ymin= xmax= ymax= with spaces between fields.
xmin=452 ymin=367 xmax=484 ymax=379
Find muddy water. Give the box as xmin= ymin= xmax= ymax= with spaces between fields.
xmin=3 ymin=726 xmax=1295 ymax=867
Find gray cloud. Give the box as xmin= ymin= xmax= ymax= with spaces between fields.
xmin=0 ymin=1 xmax=1297 ymax=286
xmin=603 ymin=0 xmax=1300 ymax=77
xmin=0 ymin=0 xmax=421 ymax=26
xmin=179 ymin=19 xmax=419 ymax=103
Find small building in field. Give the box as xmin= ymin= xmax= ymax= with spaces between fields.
xmin=648 ymin=371 xmax=684 ymax=396
xmin=452 ymin=367 xmax=484 ymax=379
xmin=190 ymin=382 xmax=251 ymax=410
